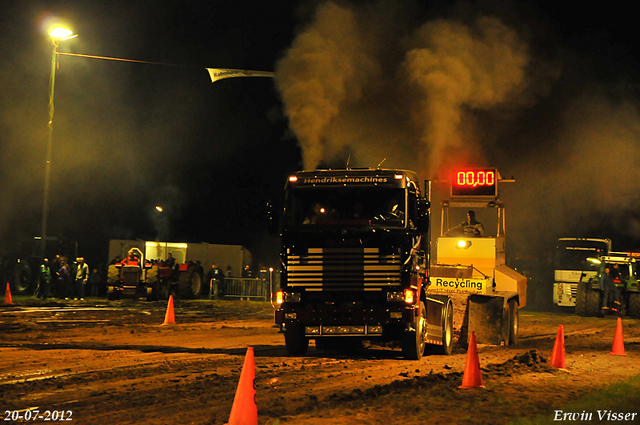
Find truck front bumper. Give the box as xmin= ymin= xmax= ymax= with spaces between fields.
xmin=275 ymin=304 xmax=416 ymax=337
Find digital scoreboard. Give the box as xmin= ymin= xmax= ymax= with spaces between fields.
xmin=451 ymin=168 xmax=497 ymax=197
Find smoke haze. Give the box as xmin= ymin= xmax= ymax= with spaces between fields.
xmin=276 ymin=1 xmax=533 ymax=176
xmin=276 ymin=0 xmax=640 ymax=256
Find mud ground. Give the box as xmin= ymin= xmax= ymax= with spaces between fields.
xmin=1 ymin=298 xmax=639 ymax=424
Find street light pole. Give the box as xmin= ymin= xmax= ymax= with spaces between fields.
xmin=40 ymin=27 xmax=77 ymax=260
xmin=40 ymin=39 xmax=58 ymax=260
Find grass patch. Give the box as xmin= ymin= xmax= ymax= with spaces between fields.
xmin=509 ymin=375 xmax=640 ymax=424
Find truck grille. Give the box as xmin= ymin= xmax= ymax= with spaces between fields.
xmin=286 ymin=247 xmax=401 ymax=289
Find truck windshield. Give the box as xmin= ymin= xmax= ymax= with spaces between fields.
xmin=555 ymin=239 xmax=609 ymax=271
xmin=284 ymin=187 xmax=406 ymax=229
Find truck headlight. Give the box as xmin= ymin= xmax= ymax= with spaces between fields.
xmin=284 ymin=292 xmax=302 ymax=303
xmin=387 ymin=291 xmax=404 ymax=302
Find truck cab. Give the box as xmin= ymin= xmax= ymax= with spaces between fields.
xmin=274 ymin=168 xmax=453 ymax=360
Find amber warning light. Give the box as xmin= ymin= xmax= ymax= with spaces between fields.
xmin=451 ymin=168 xmax=497 ymax=197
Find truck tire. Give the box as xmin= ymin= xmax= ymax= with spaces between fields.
xmin=575 ymin=282 xmax=588 ymax=316
xmin=584 ymin=285 xmax=601 ymax=317
xmin=13 ymin=262 xmax=33 ymax=294
xmin=177 ymin=265 xmax=203 ymax=299
xmin=440 ymin=299 xmax=454 ymax=355
xmin=507 ymin=299 xmax=519 ymax=345
xmin=428 ymin=298 xmax=454 ymax=355
xmin=284 ymin=323 xmax=308 ymax=356
xmin=628 ymin=293 xmax=640 ymax=319
xmin=402 ymin=301 xmax=426 ymax=360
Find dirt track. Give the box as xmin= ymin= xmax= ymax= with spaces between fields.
xmin=1 ymin=299 xmax=639 ymax=424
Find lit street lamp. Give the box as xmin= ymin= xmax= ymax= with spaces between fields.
xmin=40 ymin=26 xmax=77 ymax=259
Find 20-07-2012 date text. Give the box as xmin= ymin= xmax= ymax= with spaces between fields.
xmin=4 ymin=410 xmax=73 ymax=421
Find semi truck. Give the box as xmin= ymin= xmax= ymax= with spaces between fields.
xmin=106 ymin=240 xmax=252 ymax=300
xmin=273 ymin=168 xmax=452 ymax=360
xmin=553 ymin=238 xmax=611 ymax=308
xmin=272 ymin=167 xmax=526 ymax=359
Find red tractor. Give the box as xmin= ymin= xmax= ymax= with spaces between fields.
xmin=106 ymin=248 xmax=204 ymax=301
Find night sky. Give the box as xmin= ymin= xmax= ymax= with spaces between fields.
xmin=1 ymin=0 xmax=640 ymax=270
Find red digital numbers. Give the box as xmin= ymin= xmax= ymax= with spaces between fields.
xmin=451 ymin=169 xmax=497 ymax=197
xmin=456 ymin=170 xmax=495 ymax=187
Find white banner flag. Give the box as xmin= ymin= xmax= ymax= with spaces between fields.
xmin=207 ymin=68 xmax=275 ymax=83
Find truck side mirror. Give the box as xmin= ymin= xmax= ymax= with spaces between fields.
xmin=266 ymin=201 xmax=278 ymax=235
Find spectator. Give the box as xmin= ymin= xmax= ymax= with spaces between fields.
xmin=38 ymin=258 xmax=52 ymax=299
xmin=207 ymin=263 xmax=226 ymax=299
xmin=75 ymin=257 xmax=89 ymax=300
xmin=58 ymin=259 xmax=70 ymax=299
xmin=600 ymin=267 xmax=622 ymax=316
xmin=89 ymin=268 xmax=101 ymax=297
xmin=165 ymin=253 xmax=176 ymax=268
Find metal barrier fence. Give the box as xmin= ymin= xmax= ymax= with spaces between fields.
xmin=223 ymin=278 xmax=270 ymax=301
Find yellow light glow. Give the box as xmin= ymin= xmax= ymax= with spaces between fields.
xmin=276 ymin=291 xmax=284 ymax=304
xmin=49 ymin=27 xmax=75 ymax=39
xmin=155 ymin=206 xmax=163 ymax=212
xmin=457 ymin=240 xmax=467 ymax=248
xmin=288 ymin=175 xmax=298 ymax=182
xmin=404 ymin=289 xmax=414 ymax=304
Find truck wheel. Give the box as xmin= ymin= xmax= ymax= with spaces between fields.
xmin=628 ymin=293 xmax=640 ymax=319
xmin=177 ymin=265 xmax=203 ymax=299
xmin=439 ymin=299 xmax=454 ymax=355
xmin=584 ymin=285 xmax=601 ymax=317
xmin=575 ymin=282 xmax=588 ymax=316
xmin=507 ymin=299 xmax=519 ymax=345
xmin=13 ymin=262 xmax=33 ymax=294
xmin=284 ymin=323 xmax=308 ymax=356
xmin=402 ymin=301 xmax=426 ymax=360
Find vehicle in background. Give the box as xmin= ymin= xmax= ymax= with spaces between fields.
xmin=106 ymin=240 xmax=252 ymax=300
xmin=2 ymin=237 xmax=78 ymax=295
xmin=575 ymin=251 xmax=640 ymax=318
xmin=553 ymin=238 xmax=611 ymax=308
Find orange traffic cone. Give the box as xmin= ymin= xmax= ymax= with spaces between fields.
xmin=162 ymin=295 xmax=175 ymax=325
xmin=227 ymin=347 xmax=258 ymax=425
xmin=4 ymin=283 xmax=12 ymax=305
xmin=459 ymin=331 xmax=485 ymax=389
xmin=609 ymin=317 xmax=627 ymax=356
xmin=550 ymin=324 xmax=567 ymax=370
